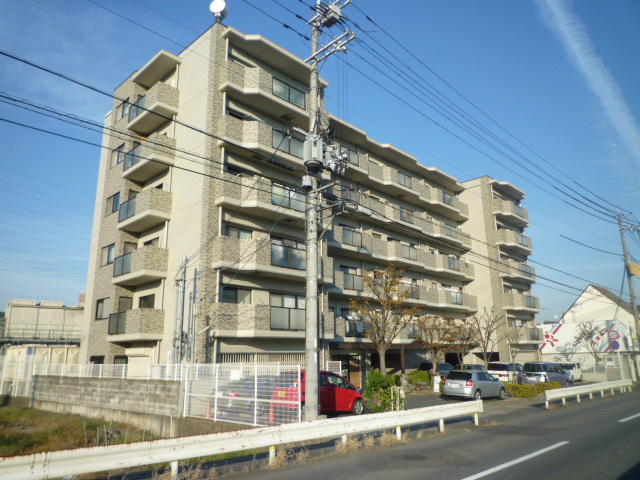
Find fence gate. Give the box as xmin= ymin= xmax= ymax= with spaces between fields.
xmin=183 ymin=363 xmax=302 ymax=427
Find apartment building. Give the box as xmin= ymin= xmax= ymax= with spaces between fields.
xmin=80 ymin=22 xmax=480 ymax=382
xmin=460 ymin=176 xmax=541 ymax=363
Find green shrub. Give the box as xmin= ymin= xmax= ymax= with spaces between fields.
xmin=506 ymin=384 xmax=540 ymax=398
xmin=363 ymin=369 xmax=394 ymax=398
xmin=374 ymin=388 xmax=405 ymax=412
xmin=535 ymin=382 xmax=562 ymax=394
xmin=408 ymin=371 xmax=431 ymax=384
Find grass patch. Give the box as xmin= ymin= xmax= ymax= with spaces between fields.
xmin=0 ymin=406 xmax=160 ymax=457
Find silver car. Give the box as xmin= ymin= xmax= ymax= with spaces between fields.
xmin=442 ymin=370 xmax=506 ymax=400
xmin=522 ymin=362 xmax=570 ymax=387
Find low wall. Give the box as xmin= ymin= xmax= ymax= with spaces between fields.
xmin=11 ymin=376 xmax=247 ymax=437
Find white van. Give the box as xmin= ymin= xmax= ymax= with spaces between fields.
xmin=558 ymin=362 xmax=582 ymax=383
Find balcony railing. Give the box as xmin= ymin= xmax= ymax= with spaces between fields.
xmin=271 ymin=184 xmax=305 ymax=212
xmin=444 ymin=224 xmax=457 ymax=238
xmin=128 ymin=95 xmax=146 ymax=123
xmin=270 ymin=306 xmax=305 ymax=331
xmin=401 ymin=284 xmax=421 ymax=299
xmin=517 ymin=233 xmax=529 ymax=247
xmin=343 ymin=229 xmax=362 ymax=247
xmin=271 ymin=244 xmax=306 ymax=270
xmin=521 ymin=264 xmax=534 ymax=277
xmin=525 ymin=296 xmax=537 ymax=308
xmin=408 ymin=324 xmax=422 ymax=339
xmin=448 ymin=257 xmax=460 ymax=271
xmin=442 ymin=191 xmax=454 ymax=206
xmin=113 ymin=252 xmax=133 ymax=277
xmin=118 ymin=197 xmax=137 ymax=222
xmin=108 ymin=312 xmax=126 ymax=335
xmin=513 ymin=204 xmax=526 ymax=218
xmin=450 ymin=291 xmax=463 ymax=305
xmin=345 ymin=319 xmax=366 ymax=337
xmin=343 ymin=273 xmax=364 ymax=291
xmin=402 ymin=244 xmax=417 ymax=261
xmin=123 ymin=145 xmax=142 ymax=171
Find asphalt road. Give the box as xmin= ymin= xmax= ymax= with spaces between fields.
xmin=226 ymin=388 xmax=640 ymax=480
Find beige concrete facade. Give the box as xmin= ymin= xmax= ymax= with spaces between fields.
xmin=3 ymin=299 xmax=84 ymax=345
xmin=82 ymin=24 xmax=504 ymax=383
xmin=460 ymin=176 xmax=541 ymax=363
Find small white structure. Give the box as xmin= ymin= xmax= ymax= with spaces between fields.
xmin=540 ymin=285 xmax=639 ymax=381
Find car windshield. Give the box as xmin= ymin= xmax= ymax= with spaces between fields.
xmin=446 ymin=371 xmax=472 ymax=381
xmin=523 ymin=363 xmax=547 ymax=372
xmin=488 ymin=363 xmax=507 ymax=371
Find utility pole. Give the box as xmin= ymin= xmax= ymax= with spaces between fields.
xmin=303 ymin=0 xmax=355 ymax=421
xmin=617 ymin=211 xmax=640 ymax=348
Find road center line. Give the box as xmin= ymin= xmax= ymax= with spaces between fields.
xmin=619 ymin=412 xmax=640 ymax=423
xmin=460 ymin=441 xmax=570 ymax=480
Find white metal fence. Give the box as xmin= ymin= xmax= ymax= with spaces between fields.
xmin=0 ymin=358 xmax=304 ymax=428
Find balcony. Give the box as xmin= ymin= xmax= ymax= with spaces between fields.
xmin=345 ymin=318 xmax=366 ymax=338
xmin=499 ymin=259 xmax=536 ymax=283
xmin=496 ymin=229 xmax=533 ymax=255
xmin=503 ymin=293 xmax=540 ymax=312
xmin=493 ymin=198 xmax=529 ymax=227
xmin=107 ymin=309 xmax=164 ymax=341
xmin=131 ymin=50 xmax=181 ymax=89
xmin=122 ymin=133 xmax=175 ymax=182
xmin=118 ymin=188 xmax=172 ymax=233
xmin=433 ymin=222 xmax=472 ymax=250
xmin=127 ymin=82 xmax=179 ymax=135
xmin=210 ymin=236 xmax=332 ymax=283
xmin=213 ymin=172 xmax=305 ymax=221
xmin=427 ymin=188 xmax=469 ymax=221
xmin=220 ymin=68 xmax=309 ymax=129
xmin=270 ymin=306 xmax=305 ymax=331
xmin=112 ymin=247 xmax=168 ymax=286
xmin=506 ymin=326 xmax=543 ymax=344
xmin=426 ymin=289 xmax=478 ymax=312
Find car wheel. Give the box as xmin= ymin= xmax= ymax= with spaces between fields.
xmin=474 ymin=389 xmax=482 ymax=400
xmin=498 ymin=388 xmax=506 ymax=400
xmin=352 ymin=399 xmax=365 ymax=415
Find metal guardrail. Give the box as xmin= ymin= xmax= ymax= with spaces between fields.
xmin=0 ymin=400 xmax=483 ymax=480
xmin=544 ymin=379 xmax=633 ymax=409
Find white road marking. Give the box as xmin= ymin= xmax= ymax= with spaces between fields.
xmin=460 ymin=441 xmax=570 ymax=480
xmin=619 ymin=412 xmax=640 ymax=423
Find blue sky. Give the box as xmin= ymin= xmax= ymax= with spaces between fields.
xmin=0 ymin=0 xmax=639 ymax=322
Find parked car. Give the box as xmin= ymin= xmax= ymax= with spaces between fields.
xmin=442 ymin=370 xmax=506 ymax=400
xmin=557 ymin=362 xmax=582 ymax=383
xmin=487 ymin=362 xmax=523 ymax=383
xmin=417 ymin=361 xmax=455 ymax=377
xmin=522 ymin=362 xmax=570 ymax=387
xmin=270 ymin=370 xmax=365 ymax=423
xmin=218 ymin=375 xmax=277 ymax=419
xmin=462 ymin=364 xmax=486 ymax=372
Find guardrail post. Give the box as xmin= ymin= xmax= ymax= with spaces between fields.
xmin=620 ymin=387 xmax=624 ymax=393
xmin=170 ymin=460 xmax=179 ymax=478
xmin=341 ymin=434 xmax=348 ymax=444
xmin=269 ymin=446 xmax=276 ymax=464
xmin=396 ymin=426 xmax=402 ymax=441
xmin=589 ymin=392 xmax=593 ymax=400
xmin=474 ymin=412 xmax=479 ymax=426
xmin=561 ymin=397 xmax=566 ymax=406
xmin=545 ymin=400 xmax=549 ymax=410
xmin=600 ymin=389 xmax=604 ymax=397
xmin=576 ymin=394 xmax=580 ymax=403
xmin=611 ymin=388 xmax=614 ymax=395
xmin=438 ymin=418 xmax=444 ymax=433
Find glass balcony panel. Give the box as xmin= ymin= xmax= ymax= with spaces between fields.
xmin=128 ymin=95 xmax=146 ymax=123
xmin=445 ymin=224 xmax=457 ymax=238
xmin=451 ymin=291 xmax=463 ymax=305
xmin=530 ymin=328 xmax=541 ymax=341
xmin=289 ymin=248 xmax=306 ymax=270
xmin=118 ymin=197 xmax=137 ymax=222
xmin=443 ymin=191 xmax=454 ymax=206
xmin=271 ymin=185 xmax=289 ymax=208
xmin=108 ymin=312 xmax=126 ymax=335
xmin=123 ymin=145 xmax=142 ymax=171
xmin=270 ymin=307 xmax=289 ymax=330
xmin=271 ymin=244 xmax=289 ymax=268
xmin=289 ymin=138 xmax=304 ymax=158
xmin=272 ymin=130 xmax=290 ymax=151
xmin=525 ymin=296 xmax=536 ymax=308
xmin=448 ymin=257 xmax=460 ymax=271
xmin=289 ymin=309 xmax=305 ymax=330
xmin=290 ymin=190 xmax=305 ymax=212
xmin=289 ymin=88 xmax=305 ymax=109
xmin=272 ymin=78 xmax=288 ymax=101
xmin=517 ymin=234 xmax=529 ymax=246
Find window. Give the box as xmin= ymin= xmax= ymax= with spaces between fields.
xmin=116 ymin=98 xmax=130 ymax=120
xmin=139 ymin=294 xmax=155 ymax=309
xmin=111 ymin=144 xmax=125 ymax=167
xmin=143 ymin=237 xmax=160 ymax=248
xmin=340 ymin=266 xmax=364 ymax=291
xmin=95 ymin=298 xmax=109 ymax=320
xmin=106 ymin=192 xmax=120 ymax=216
xmin=270 ymin=293 xmax=305 ymax=330
xmin=408 ymin=324 xmax=422 ymax=339
xmin=220 ymin=287 xmax=251 ymax=304
xmin=89 ymin=356 xmax=105 ymax=364
xmin=272 ymin=77 xmax=306 ymax=109
xmin=271 ymin=183 xmax=305 ymax=212
xmin=398 ymin=171 xmax=412 ymax=188
xmin=340 ymin=145 xmax=359 ymax=166
xmin=225 ymin=225 xmax=252 ymax=239
xmin=448 ymin=256 xmax=460 ymax=271
xmin=400 ymin=207 xmax=415 ymax=224
xmin=340 ymin=184 xmax=358 ymax=202
xmin=114 ymin=356 xmax=128 ymax=365
xmin=271 ymin=236 xmax=306 ymax=270
xmin=442 ymin=191 xmax=454 ymax=206
xmin=272 ymin=129 xmax=304 ymax=158
xmin=101 ymin=244 xmax=116 ymax=266
xmin=124 ymin=242 xmax=137 ymax=254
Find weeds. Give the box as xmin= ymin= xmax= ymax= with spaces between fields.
xmin=335 ymin=436 xmax=362 ymax=454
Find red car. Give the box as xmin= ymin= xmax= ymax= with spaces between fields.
xmin=270 ymin=370 xmax=365 ymax=423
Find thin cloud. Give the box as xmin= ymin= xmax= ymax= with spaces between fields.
xmin=538 ymin=0 xmax=640 ymax=171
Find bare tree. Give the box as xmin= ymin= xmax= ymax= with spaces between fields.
xmin=503 ymin=326 xmax=524 ymax=365
xmin=556 ymin=342 xmax=579 ymax=363
xmin=574 ymin=322 xmax=606 ymax=366
xmin=349 ymin=265 xmax=420 ymax=374
xmin=469 ymin=307 xmax=505 ymax=368
xmin=415 ymin=315 xmax=460 ymax=367
xmin=453 ymin=318 xmax=475 ymax=368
